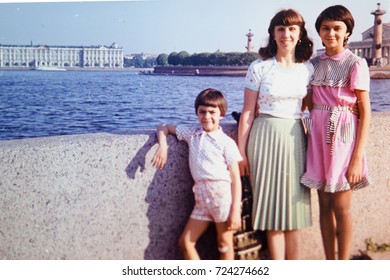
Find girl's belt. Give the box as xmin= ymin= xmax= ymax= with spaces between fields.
xmin=313 ymin=104 xmax=358 ymax=155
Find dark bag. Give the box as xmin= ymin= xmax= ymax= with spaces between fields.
xmin=233 ymin=176 xmax=267 ymax=260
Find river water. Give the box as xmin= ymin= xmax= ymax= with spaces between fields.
xmin=0 ymin=70 xmax=389 ymax=140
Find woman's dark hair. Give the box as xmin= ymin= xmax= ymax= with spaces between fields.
xmin=194 ymin=88 xmax=227 ymax=117
xmin=259 ymin=9 xmax=313 ymax=62
xmin=315 ymin=5 xmax=355 ymax=47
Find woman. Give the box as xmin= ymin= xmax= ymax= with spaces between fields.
xmin=237 ymin=9 xmax=313 ymax=260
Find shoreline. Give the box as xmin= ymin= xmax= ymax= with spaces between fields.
xmin=3 ymin=65 xmax=390 ymax=79
xmin=148 ymin=65 xmax=390 ymax=79
xmin=368 ymin=66 xmax=390 ymax=79
xmin=0 ymin=67 xmax=153 ymax=72
xmin=148 ymin=65 xmax=248 ymax=77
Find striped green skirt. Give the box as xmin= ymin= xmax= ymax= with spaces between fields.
xmin=247 ymin=115 xmax=312 ymax=231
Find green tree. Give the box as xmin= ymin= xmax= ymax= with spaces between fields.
xmin=168 ymin=52 xmax=179 ymax=65
xmin=241 ymin=52 xmax=259 ymax=65
xmin=156 ymin=51 xmax=258 ymax=66
xmin=143 ymin=56 xmax=157 ymax=68
xmin=133 ymin=55 xmax=145 ymax=68
xmin=124 ymin=56 xmax=134 ymax=67
xmin=156 ymin=53 xmax=168 ymax=66
xmin=176 ymin=51 xmax=190 ymax=65
xmin=225 ymin=52 xmax=242 ymax=65
xmin=208 ymin=52 xmax=226 ymax=66
xmin=182 ymin=55 xmax=194 ymax=66
xmin=192 ymin=52 xmax=211 ymax=66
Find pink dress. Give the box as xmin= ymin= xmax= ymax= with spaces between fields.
xmin=301 ymin=49 xmax=372 ymax=192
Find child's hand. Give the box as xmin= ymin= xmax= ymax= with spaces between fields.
xmin=347 ymin=157 xmax=363 ymax=186
xmin=151 ymin=145 xmax=168 ymax=169
xmin=227 ymin=208 xmax=241 ymax=231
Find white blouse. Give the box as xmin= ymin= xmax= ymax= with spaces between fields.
xmin=244 ymin=57 xmax=314 ymax=119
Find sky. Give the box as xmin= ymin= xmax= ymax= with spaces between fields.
xmin=0 ymin=0 xmax=389 ymax=55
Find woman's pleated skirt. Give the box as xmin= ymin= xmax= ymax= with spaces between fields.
xmin=247 ymin=115 xmax=312 ymax=231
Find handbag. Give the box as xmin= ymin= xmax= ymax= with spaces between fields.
xmin=233 ymin=175 xmax=267 ymax=260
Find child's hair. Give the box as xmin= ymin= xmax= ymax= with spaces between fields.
xmin=194 ymin=88 xmax=227 ymax=117
xmin=259 ymin=9 xmax=313 ymax=63
xmin=315 ymin=5 xmax=355 ymax=46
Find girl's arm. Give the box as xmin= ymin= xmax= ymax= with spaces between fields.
xmin=151 ymin=124 xmax=177 ymax=169
xmin=302 ymin=89 xmax=313 ymax=112
xmin=237 ymin=88 xmax=259 ymax=176
xmin=227 ymin=161 xmax=242 ymax=231
xmin=347 ymin=90 xmax=371 ymax=185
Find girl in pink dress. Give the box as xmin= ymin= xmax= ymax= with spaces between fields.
xmin=301 ymin=5 xmax=372 ymax=260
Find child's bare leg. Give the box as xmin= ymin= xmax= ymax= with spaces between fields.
xmin=215 ymin=222 xmax=234 ymax=260
xmin=179 ymin=218 xmax=209 ymax=260
xmin=318 ymin=190 xmax=337 ymax=260
xmin=333 ymin=190 xmax=353 ymax=260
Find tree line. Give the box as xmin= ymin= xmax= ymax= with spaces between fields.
xmin=124 ymin=51 xmax=259 ymax=68
xmin=157 ymin=51 xmax=259 ymax=66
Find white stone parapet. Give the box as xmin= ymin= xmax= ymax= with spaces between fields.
xmin=0 ymin=113 xmax=389 ymax=259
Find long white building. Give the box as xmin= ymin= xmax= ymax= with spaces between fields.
xmin=0 ymin=42 xmax=124 ymax=69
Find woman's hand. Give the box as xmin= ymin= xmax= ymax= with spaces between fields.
xmin=239 ymin=156 xmax=250 ymax=177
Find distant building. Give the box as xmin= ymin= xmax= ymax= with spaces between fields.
xmin=348 ymin=3 xmax=389 ymax=66
xmin=0 ymin=42 xmax=124 ymax=69
xmin=348 ymin=24 xmax=390 ymax=66
xmin=245 ymin=29 xmax=254 ymax=52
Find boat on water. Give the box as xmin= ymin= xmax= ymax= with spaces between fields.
xmin=33 ymin=66 xmax=66 ymax=71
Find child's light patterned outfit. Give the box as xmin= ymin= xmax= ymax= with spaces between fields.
xmin=176 ymin=125 xmax=242 ymax=223
xmin=301 ymin=49 xmax=372 ymax=192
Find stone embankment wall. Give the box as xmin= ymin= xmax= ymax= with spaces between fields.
xmin=369 ymin=66 xmax=390 ymax=79
xmin=152 ymin=65 xmax=390 ymax=78
xmin=1 ymin=112 xmax=389 ymax=260
xmin=152 ymin=66 xmax=248 ymax=76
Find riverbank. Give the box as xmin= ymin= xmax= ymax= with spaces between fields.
xmin=148 ymin=65 xmax=390 ymax=78
xmin=0 ymin=67 xmax=153 ymax=72
xmin=149 ymin=65 xmax=248 ymax=77
xmin=3 ymin=65 xmax=390 ymax=78
xmin=369 ymin=65 xmax=390 ymax=79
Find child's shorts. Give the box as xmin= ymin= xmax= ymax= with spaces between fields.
xmin=190 ymin=180 xmax=232 ymax=223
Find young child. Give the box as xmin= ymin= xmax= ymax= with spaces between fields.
xmin=151 ymin=88 xmax=242 ymax=260
xmin=301 ymin=5 xmax=372 ymax=260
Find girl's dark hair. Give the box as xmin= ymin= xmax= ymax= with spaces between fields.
xmin=259 ymin=9 xmax=313 ymax=62
xmin=315 ymin=5 xmax=355 ymax=47
xmin=194 ymin=88 xmax=227 ymax=117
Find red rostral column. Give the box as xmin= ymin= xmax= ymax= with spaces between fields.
xmin=246 ymin=29 xmax=254 ymax=52
xmin=371 ymin=2 xmax=386 ymax=66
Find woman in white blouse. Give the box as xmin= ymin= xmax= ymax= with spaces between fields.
xmin=237 ymin=9 xmax=314 ymax=260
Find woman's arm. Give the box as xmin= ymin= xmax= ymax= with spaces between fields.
xmin=237 ymin=88 xmax=259 ymax=176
